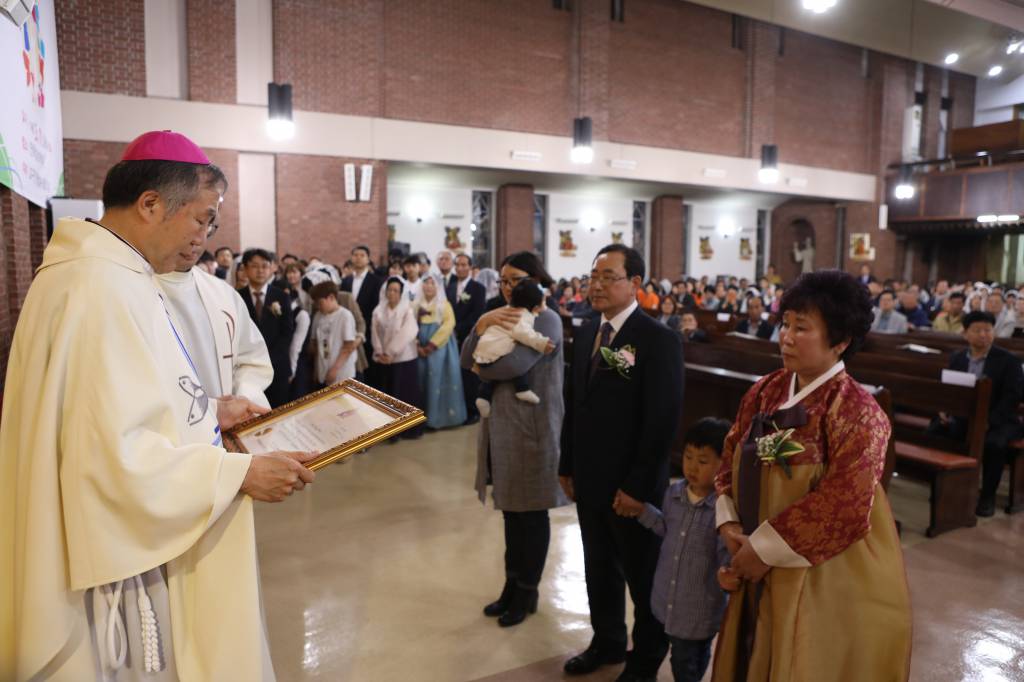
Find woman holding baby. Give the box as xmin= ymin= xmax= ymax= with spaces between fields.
xmin=460 ymin=251 xmax=568 ymax=628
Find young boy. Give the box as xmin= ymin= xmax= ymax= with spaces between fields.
xmin=308 ymin=282 xmax=358 ymax=387
xmin=473 ymin=279 xmax=553 ymax=417
xmin=633 ymin=417 xmax=737 ymax=682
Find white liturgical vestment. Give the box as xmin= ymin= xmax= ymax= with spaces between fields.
xmin=0 ymin=218 xmax=274 ymax=681
xmin=156 ymin=268 xmax=273 ymax=408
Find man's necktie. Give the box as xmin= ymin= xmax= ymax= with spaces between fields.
xmin=254 ymin=291 xmax=263 ymax=320
xmin=589 ymin=322 xmax=614 ymax=380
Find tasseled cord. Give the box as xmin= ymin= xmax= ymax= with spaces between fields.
xmin=133 ymin=574 xmax=164 ymax=673
xmin=99 ymin=576 xmax=164 ymax=673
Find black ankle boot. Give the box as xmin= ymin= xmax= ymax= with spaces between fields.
xmin=497 ymin=586 xmax=538 ymax=627
xmin=483 ymin=579 xmax=516 ymax=617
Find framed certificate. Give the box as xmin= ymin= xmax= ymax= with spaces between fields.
xmin=223 ymin=380 xmax=426 ymax=471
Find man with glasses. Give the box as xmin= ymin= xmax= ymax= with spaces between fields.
xmin=560 ymin=244 xmax=685 ymax=682
xmin=1 ymin=131 xmax=314 ymax=681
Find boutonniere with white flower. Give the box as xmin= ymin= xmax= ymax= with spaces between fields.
xmin=755 ymin=423 xmax=805 ymax=478
xmin=600 ymin=344 xmax=636 ymax=379
xmin=269 ymin=301 xmax=283 ymax=317
xmin=459 ymin=291 xmax=472 ymax=303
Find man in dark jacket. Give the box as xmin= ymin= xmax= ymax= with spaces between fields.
xmin=340 ymin=245 xmax=383 ymax=387
xmin=238 ymin=248 xmax=295 ymax=407
xmin=944 ymin=311 xmax=1024 ymax=516
xmin=559 ymin=244 xmax=684 ymax=682
xmin=450 ymin=253 xmax=486 ymax=423
xmin=734 ymin=295 xmax=773 ymax=340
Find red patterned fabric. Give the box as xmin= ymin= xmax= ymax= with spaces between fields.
xmin=716 ymin=368 xmax=890 ymax=566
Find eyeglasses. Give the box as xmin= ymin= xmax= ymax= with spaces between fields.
xmin=589 ymin=273 xmax=630 ymax=288
xmin=206 ymin=223 xmax=219 ymax=239
xmin=500 ymin=276 xmax=529 ymax=288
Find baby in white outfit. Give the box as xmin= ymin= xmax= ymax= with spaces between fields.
xmin=473 ymin=280 xmax=551 ymax=417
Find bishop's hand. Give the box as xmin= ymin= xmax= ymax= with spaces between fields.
xmin=216 ymin=395 xmax=269 ymax=430
xmin=241 ymin=451 xmax=317 ymax=503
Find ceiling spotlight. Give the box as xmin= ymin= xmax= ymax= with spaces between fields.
xmin=989 ymin=65 xmax=1004 ymax=77
xmin=802 ymin=0 xmax=838 ymax=14
xmin=758 ymin=144 xmax=780 ymax=184
xmin=998 ymin=214 xmax=1020 ymax=222
xmin=893 ymin=166 xmax=915 ymax=200
xmin=1008 ymin=40 xmax=1022 ymax=55
xmin=977 ymin=215 xmax=998 ymax=223
xmin=571 ymin=117 xmax=594 ymax=164
xmin=944 ymin=53 xmax=959 ymax=65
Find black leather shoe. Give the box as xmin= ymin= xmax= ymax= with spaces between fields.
xmin=483 ymin=579 xmax=516 ymax=617
xmin=614 ymin=673 xmax=656 ymax=682
xmin=563 ymin=648 xmax=626 ymax=675
xmin=497 ymin=587 xmax=538 ymax=627
xmin=976 ymin=495 xmax=996 ymax=517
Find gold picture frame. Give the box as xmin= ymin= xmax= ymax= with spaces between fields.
xmin=223 ymin=380 xmax=426 ymax=472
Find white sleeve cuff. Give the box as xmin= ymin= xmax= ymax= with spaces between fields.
xmin=715 ymin=495 xmax=740 ymax=528
xmin=749 ymin=521 xmax=812 ymax=568
xmin=209 ymin=451 xmax=253 ymax=528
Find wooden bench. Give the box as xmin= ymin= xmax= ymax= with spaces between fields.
xmin=680 ymin=363 xmax=896 ymax=491
xmin=1004 ymin=439 xmax=1024 ymax=514
xmin=843 ymin=367 xmax=991 ymax=537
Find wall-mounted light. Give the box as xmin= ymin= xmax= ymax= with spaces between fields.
xmin=979 ymin=214 xmax=1022 ymax=223
xmin=999 ymin=214 xmax=1021 ymax=222
xmin=717 ymin=217 xmax=738 ymax=239
xmin=977 ymin=215 xmax=999 ymax=223
xmin=408 ymin=198 xmax=432 ymax=224
xmin=582 ymin=208 xmax=603 ymax=232
xmin=267 ymin=82 xmax=294 ymax=140
xmin=893 ymin=166 xmax=915 ymax=200
xmin=758 ymin=144 xmax=779 ymax=184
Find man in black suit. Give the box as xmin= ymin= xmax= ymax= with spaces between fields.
xmin=559 ymin=244 xmax=684 ymax=682
xmin=340 ymin=245 xmax=383 ymax=387
xmin=450 ymin=253 xmax=487 ymax=423
xmin=437 ymin=250 xmax=457 ymax=300
xmin=942 ymin=311 xmax=1024 ymax=516
xmin=238 ymin=249 xmax=295 ymax=408
xmin=734 ymin=295 xmax=773 ymax=340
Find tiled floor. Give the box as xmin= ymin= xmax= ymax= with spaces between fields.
xmin=255 ymin=424 xmax=1023 ymax=681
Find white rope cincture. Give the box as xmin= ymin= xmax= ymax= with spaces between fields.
xmin=100 ymin=580 xmax=128 ymax=671
xmin=133 ymin=574 xmax=164 ymax=673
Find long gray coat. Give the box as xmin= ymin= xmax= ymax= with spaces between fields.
xmin=460 ymin=308 xmax=569 ymax=512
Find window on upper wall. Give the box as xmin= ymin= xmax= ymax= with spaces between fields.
xmin=632 ymin=201 xmax=647 ymax=260
xmin=533 ymin=194 xmax=548 ymax=266
xmin=471 ymin=190 xmax=494 ymax=270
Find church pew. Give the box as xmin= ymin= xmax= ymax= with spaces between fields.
xmin=685 ymin=336 xmax=991 ymax=536
xmin=680 ymin=363 xmax=896 ymax=491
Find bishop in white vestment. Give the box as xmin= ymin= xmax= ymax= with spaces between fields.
xmin=0 ymin=131 xmax=314 ymax=681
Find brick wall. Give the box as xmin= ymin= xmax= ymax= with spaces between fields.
xmin=608 ymin=1 xmax=746 ymax=157
xmin=1 ymin=188 xmax=44 ymax=388
xmin=773 ymin=30 xmax=874 ymax=173
xmin=55 ymin=0 xmax=146 ymax=95
xmin=495 ymin=185 xmax=535 ymax=262
xmin=274 ymin=154 xmax=388 ymax=267
xmin=54 ymin=0 xmax=977 ymax=180
xmin=187 ymin=0 xmax=237 ymax=103
xmin=650 ymin=196 xmax=684 ymax=281
xmin=62 ymin=140 xmax=241 ymax=256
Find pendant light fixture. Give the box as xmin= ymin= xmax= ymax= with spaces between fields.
xmin=893 ymin=166 xmax=915 ymax=200
xmin=267 ymin=82 xmax=295 ymax=140
xmin=758 ymin=144 xmax=779 ymax=184
xmin=570 ymin=5 xmax=593 ymax=164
